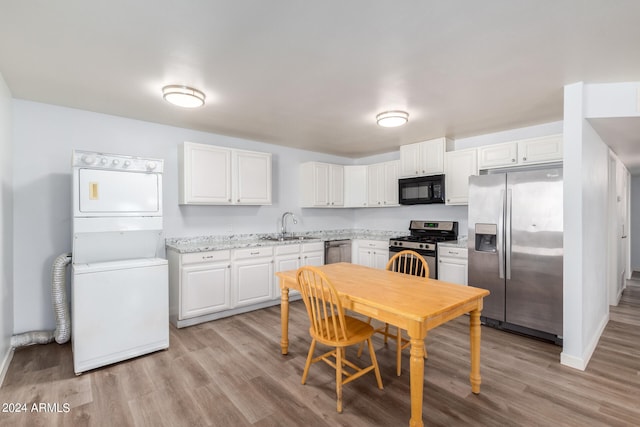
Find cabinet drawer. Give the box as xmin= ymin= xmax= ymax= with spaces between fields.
xmin=359 ymin=240 xmax=389 ymax=250
xmin=182 ymin=250 xmax=231 ymax=265
xmin=233 ymin=246 xmax=274 ymax=259
xmin=438 ymin=247 xmax=468 ymax=259
xmin=275 ymin=244 xmax=301 ymax=256
xmin=302 ymin=242 xmax=324 ymax=253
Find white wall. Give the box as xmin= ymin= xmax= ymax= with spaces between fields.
xmin=12 ymin=100 xmax=361 ymax=333
xmin=0 ymin=73 xmax=14 ymax=383
xmin=561 ymin=82 xmax=611 ymax=370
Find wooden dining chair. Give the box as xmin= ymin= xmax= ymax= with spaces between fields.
xmin=297 ymin=266 xmax=383 ymax=413
xmin=358 ymin=250 xmax=430 ymax=376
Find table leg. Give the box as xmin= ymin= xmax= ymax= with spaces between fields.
xmin=280 ymin=286 xmax=290 ymax=355
xmin=469 ymin=309 xmax=481 ymax=394
xmin=409 ymin=336 xmax=425 ymax=427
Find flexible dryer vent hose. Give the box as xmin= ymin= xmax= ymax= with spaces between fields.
xmin=10 ymin=253 xmax=72 ymax=348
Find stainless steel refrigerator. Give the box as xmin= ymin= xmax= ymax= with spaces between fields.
xmin=468 ymin=168 xmax=563 ymax=343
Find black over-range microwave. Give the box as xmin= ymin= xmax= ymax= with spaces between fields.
xmin=398 ymin=174 xmax=445 ymax=205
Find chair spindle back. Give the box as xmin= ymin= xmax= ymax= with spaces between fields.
xmin=386 ymin=250 xmax=429 ymax=278
xmin=297 ymin=266 xmax=348 ymax=342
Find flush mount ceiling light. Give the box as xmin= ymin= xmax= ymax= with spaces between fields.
xmin=376 ymin=110 xmax=409 ymax=127
xmin=162 ymin=85 xmax=205 ymax=108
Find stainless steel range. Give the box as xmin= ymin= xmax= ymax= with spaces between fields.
xmin=389 ymin=220 xmax=459 ymax=279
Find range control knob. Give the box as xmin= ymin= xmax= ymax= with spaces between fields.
xmin=419 ymin=244 xmax=424 ymax=249
xmin=123 ymin=160 xmax=131 ymax=168
xmin=146 ymin=161 xmax=157 ymax=171
xmin=112 ymin=159 xmax=120 ymax=166
xmin=99 ymin=157 xmax=108 ymax=165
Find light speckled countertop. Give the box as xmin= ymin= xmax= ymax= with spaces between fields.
xmin=166 ymin=229 xmax=408 ymax=254
xmin=438 ymin=237 xmax=469 ymax=249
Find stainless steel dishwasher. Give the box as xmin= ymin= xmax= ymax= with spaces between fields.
xmin=324 ymin=240 xmax=352 ymax=264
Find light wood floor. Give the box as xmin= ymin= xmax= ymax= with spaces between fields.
xmin=2 ymin=283 xmax=639 ymax=427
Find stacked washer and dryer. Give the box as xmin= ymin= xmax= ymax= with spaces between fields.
xmin=71 ymin=150 xmax=169 ymax=374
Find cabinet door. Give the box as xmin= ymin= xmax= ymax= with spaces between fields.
xmin=399 ymin=142 xmax=421 ymax=177
xmin=478 ymin=142 xmax=517 ymax=169
xmin=181 ymin=262 xmax=231 ymax=319
xmin=518 ymin=135 xmax=563 ymax=164
xmin=371 ymin=249 xmax=389 ymax=270
xmin=438 ymin=257 xmax=468 ymax=285
xmin=180 ymin=142 xmax=232 ymax=204
xmin=421 ymin=138 xmax=445 ymax=175
xmin=313 ymin=163 xmax=331 ymax=206
xmin=330 ymin=164 xmax=344 ymax=206
xmin=275 ymin=253 xmax=301 ymax=298
xmin=367 ymin=163 xmax=384 ymax=206
xmin=302 ymin=251 xmax=324 ymax=267
xmin=234 ymin=150 xmax=272 ymax=205
xmin=344 ymin=165 xmax=368 ymax=207
xmin=233 ymin=257 xmax=274 ymax=307
xmin=445 ymin=149 xmax=478 ymax=205
xmin=356 ymin=247 xmax=372 ymax=267
xmin=383 ymin=161 xmax=399 ymax=205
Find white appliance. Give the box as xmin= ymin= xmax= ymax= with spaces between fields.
xmin=71 ymin=150 xmax=169 ymax=374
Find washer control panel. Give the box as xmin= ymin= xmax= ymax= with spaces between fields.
xmin=72 ymin=150 xmax=163 ymax=173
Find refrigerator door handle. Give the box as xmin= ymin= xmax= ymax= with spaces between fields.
xmin=506 ymin=189 xmax=512 ymax=280
xmin=498 ymin=189 xmax=505 ymax=279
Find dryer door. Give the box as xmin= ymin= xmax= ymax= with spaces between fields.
xmin=76 ymin=169 xmax=162 ymax=216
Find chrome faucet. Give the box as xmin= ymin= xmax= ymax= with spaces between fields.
xmin=280 ymin=212 xmax=298 ymax=239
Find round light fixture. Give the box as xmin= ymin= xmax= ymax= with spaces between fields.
xmin=162 ymin=85 xmax=205 ymax=108
xmin=376 ymin=110 xmax=409 ymax=127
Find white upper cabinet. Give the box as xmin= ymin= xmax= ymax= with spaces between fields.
xmin=234 ymin=150 xmax=272 ymax=205
xmin=179 ymin=142 xmax=232 ymax=204
xmin=179 ymin=141 xmax=272 ymax=205
xmin=444 ymin=148 xmax=478 ymax=206
xmin=399 ymin=137 xmax=454 ymax=177
xmin=300 ymin=162 xmax=344 ymax=207
xmin=477 ymin=142 xmax=518 ymax=169
xmin=518 ymin=134 xmax=563 ymax=164
xmin=368 ymin=160 xmax=399 ymax=207
xmin=343 ymin=165 xmax=368 ymax=208
xmin=477 ymin=134 xmax=563 ymax=170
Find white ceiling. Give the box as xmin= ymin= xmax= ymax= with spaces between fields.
xmin=2 ymin=1 xmax=640 ymax=165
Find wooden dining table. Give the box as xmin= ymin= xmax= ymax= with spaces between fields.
xmin=276 ymin=262 xmax=490 ymax=427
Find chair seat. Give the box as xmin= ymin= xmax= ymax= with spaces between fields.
xmin=310 ymin=315 xmax=375 ymax=347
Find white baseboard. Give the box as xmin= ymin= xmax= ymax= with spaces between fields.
xmin=560 ymin=312 xmax=609 ymax=371
xmin=0 ymin=346 xmax=14 ymax=388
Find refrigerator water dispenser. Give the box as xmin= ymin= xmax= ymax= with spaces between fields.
xmin=475 ymin=223 xmax=497 ymax=252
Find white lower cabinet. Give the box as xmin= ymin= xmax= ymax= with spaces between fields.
xmin=302 ymin=242 xmax=324 ymax=267
xmin=274 ymin=242 xmax=324 ymax=298
xmin=169 ymin=241 xmax=325 ymax=328
xmin=437 ymin=246 xmax=468 ymax=285
xmin=181 ymin=261 xmax=231 ymax=319
xmin=232 ymin=247 xmax=274 ymax=307
xmin=168 ymin=250 xmax=232 ymax=325
xmin=354 ymin=240 xmax=389 ymax=269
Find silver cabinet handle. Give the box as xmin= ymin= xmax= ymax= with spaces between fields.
xmin=250 ymin=251 xmax=260 ymax=255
